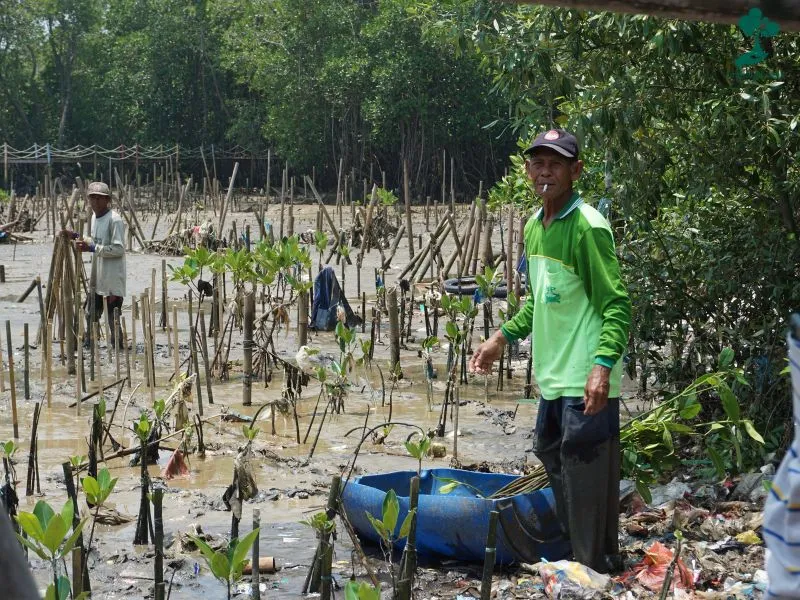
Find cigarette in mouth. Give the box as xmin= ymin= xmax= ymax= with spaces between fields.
xmin=543 ymin=184 xmax=548 ymax=192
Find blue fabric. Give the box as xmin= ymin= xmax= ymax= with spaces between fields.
xmin=310 ymin=266 xmax=361 ymax=331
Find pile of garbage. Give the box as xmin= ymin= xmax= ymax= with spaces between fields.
xmin=426 ymin=469 xmax=775 ymax=599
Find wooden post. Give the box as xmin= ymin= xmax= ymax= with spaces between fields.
xmin=298 ymin=291 xmax=308 ymax=347
xmin=121 ymin=317 xmax=131 ymax=388
xmin=172 ymin=306 xmax=179 ymax=378
xmin=387 ymin=286 xmax=401 ymax=378
xmin=153 ymin=489 xmax=165 ymax=600
xmin=0 ymin=326 xmax=5 ymax=394
xmin=398 ymin=476 xmax=420 ymax=600
xmin=403 ymin=160 xmax=414 ymax=260
xmin=190 ymin=326 xmax=203 ymax=417
xmin=6 ymin=322 xmax=18 ymax=438
xmin=160 ymin=259 xmax=168 ymax=329
xmin=480 ymin=511 xmax=499 ymax=600
xmin=46 ymin=320 xmax=53 ymax=408
xmin=252 ymin=509 xmax=261 ymax=600
xmin=243 ymin=292 xmax=255 ymax=406
xmin=23 ymin=323 xmax=30 ymax=400
xmin=199 ymin=310 xmax=214 ymax=405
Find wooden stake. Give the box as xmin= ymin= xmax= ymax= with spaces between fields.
xmin=387 ymin=286 xmax=401 ymax=378
xmin=23 ymin=323 xmax=30 ymax=400
xmin=190 ymin=326 xmax=203 ymax=416
xmin=153 ymin=489 xmax=165 ymax=600
xmin=6 ymin=322 xmax=18 ymax=438
xmin=403 ymin=160 xmax=414 ymax=259
xmin=172 ymin=305 xmax=179 ymax=378
xmin=121 ymin=317 xmax=131 ymax=387
xmin=193 ymin=311 xmax=212 ymax=405
xmin=252 ymin=509 xmax=261 ymax=600
xmin=242 ymin=292 xmax=254 ymax=406
xmin=480 ymin=511 xmax=499 ymax=600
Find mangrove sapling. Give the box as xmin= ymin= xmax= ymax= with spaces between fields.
xmin=314 ymin=230 xmax=328 ymax=272
xmin=16 ymin=499 xmax=88 ymax=600
xmin=404 ymin=435 xmax=431 ymax=476
xmin=81 ymin=467 xmax=118 ymax=561
xmin=133 ymin=412 xmax=154 ymax=545
xmin=365 ymin=489 xmax=415 ymax=596
xmin=345 ymin=579 xmax=380 ymax=600
xmin=420 ymin=336 xmax=440 ymax=410
xmin=3 ymin=439 xmax=19 ymax=485
xmin=189 ymin=528 xmax=260 ymax=600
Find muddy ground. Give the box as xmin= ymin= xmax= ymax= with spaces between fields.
xmin=0 ymin=199 xmax=768 ymax=599
xmin=0 ymin=200 xmax=565 ymax=599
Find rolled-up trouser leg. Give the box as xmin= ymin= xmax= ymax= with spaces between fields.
xmin=533 ymin=397 xmax=569 ymax=537
xmin=560 ymin=398 xmax=620 ymax=572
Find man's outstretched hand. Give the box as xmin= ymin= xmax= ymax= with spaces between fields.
xmin=469 ymin=331 xmax=507 ymax=375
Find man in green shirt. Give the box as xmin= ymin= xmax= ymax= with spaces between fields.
xmin=469 ymin=129 xmax=631 ymax=572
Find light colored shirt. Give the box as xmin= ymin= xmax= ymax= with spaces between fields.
xmin=500 ymin=194 xmax=631 ymax=400
xmin=764 ymin=332 xmax=800 ymax=597
xmin=90 ymin=209 xmax=127 ymax=297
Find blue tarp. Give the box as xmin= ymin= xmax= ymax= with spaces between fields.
xmin=310 ymin=266 xmax=362 ymax=331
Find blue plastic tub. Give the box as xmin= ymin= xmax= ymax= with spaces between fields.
xmin=341 ymin=468 xmax=570 ymax=564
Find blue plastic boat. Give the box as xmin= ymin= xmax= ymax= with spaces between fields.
xmin=341 ymin=468 xmax=571 ymax=564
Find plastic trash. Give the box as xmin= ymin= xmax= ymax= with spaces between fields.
xmin=625 ymin=541 xmax=693 ymax=592
xmin=648 ymin=480 xmax=691 ymax=506
xmin=537 ymin=560 xmax=611 ymax=598
xmin=734 ymin=530 xmax=762 ymax=545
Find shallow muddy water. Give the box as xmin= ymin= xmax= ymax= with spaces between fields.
xmin=0 ymin=200 xmax=632 ymax=598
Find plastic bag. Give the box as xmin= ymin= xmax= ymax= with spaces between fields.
xmin=537 ymin=560 xmax=611 ymax=599
xmin=627 ymin=541 xmax=693 ymax=591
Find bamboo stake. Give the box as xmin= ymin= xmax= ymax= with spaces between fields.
xmin=121 ymin=317 xmax=131 ymax=388
xmin=387 ymin=286 xmax=401 ymax=378
xmin=218 ymin=162 xmax=240 ymax=235
xmin=46 ymin=320 xmax=53 ymax=408
xmin=480 ymin=511 xmax=499 ymax=600
xmin=403 ymin=160 xmax=414 ymax=259
xmin=7 ymin=322 xmax=18 ymax=438
xmin=23 ymin=323 xmax=30 ymax=400
xmin=198 ymin=310 xmax=213 ymax=405
xmin=190 ymin=326 xmax=203 ymax=417
xmin=252 ymin=508 xmax=261 ymax=600
xmin=172 ymin=306 xmax=179 ymax=378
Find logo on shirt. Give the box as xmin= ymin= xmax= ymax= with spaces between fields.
xmin=545 ymin=286 xmax=561 ymax=304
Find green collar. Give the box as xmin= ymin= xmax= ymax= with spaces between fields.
xmin=535 ymin=192 xmax=582 ymax=221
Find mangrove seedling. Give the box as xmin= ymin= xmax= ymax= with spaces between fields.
xmin=16 ymin=499 xmax=88 ymax=599
xmin=345 ymin=579 xmax=381 ymax=600
xmin=81 ymin=467 xmax=118 ymax=559
xmin=190 ymin=528 xmax=260 ymax=600
xmin=365 ymin=489 xmax=414 ymax=594
xmin=404 ymin=435 xmax=431 ymax=476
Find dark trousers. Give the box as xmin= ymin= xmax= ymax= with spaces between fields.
xmin=533 ymin=396 xmax=620 ymax=572
xmin=85 ymin=294 xmax=123 ymax=344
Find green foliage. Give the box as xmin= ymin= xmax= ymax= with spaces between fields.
xmin=300 ymin=512 xmax=336 ymax=536
xmin=242 ymin=425 xmax=259 ymax=442
xmin=2 ymin=440 xmax=19 ymax=459
xmin=376 ymin=187 xmax=398 ymax=206
xmin=134 ymin=411 xmax=152 ymax=443
xmin=345 ymin=579 xmax=381 ymax=600
xmin=81 ymin=467 xmax=118 ymax=506
xmin=190 ymin=528 xmax=260 ymax=598
xmin=404 ymin=435 xmax=431 ymax=474
xmin=16 ymin=499 xmax=86 ymax=563
xmin=474 ymin=265 xmax=500 ymax=301
xmin=365 ymin=489 xmax=414 ymax=545
xmin=621 ymin=353 xmax=766 ymax=501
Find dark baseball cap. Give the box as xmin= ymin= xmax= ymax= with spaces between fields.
xmin=524 ymin=129 xmax=579 ymax=159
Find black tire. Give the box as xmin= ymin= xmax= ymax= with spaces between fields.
xmin=443 ymin=276 xmax=525 ymax=299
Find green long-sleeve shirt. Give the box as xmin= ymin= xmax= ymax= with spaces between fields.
xmin=501 ymin=193 xmax=631 ymax=400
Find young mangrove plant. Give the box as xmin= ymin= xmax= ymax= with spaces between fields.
xmin=16 ymin=499 xmax=88 ymax=600
xmin=81 ymin=467 xmax=118 ymax=559
xmin=189 ymin=528 xmax=260 ymax=600
xmin=365 ymin=489 xmax=414 ymax=595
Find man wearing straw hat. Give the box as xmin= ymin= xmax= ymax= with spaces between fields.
xmin=469 ymin=129 xmax=630 ymax=573
xmin=65 ymin=181 xmax=127 ymax=348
